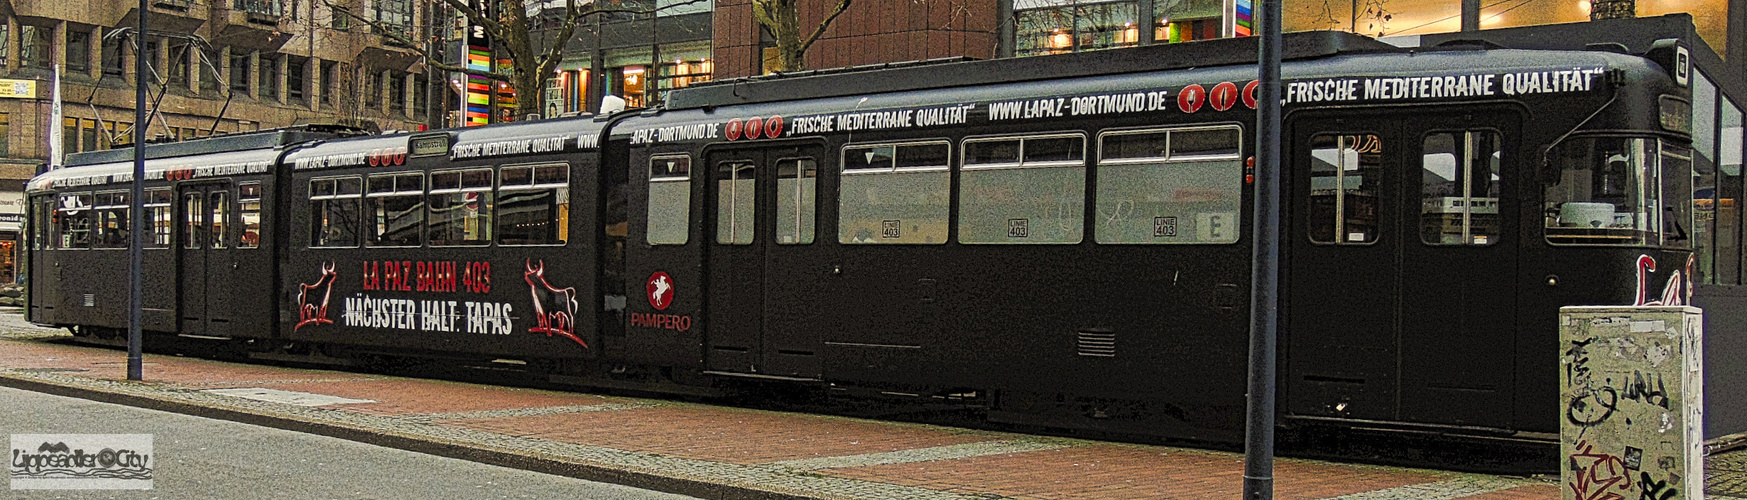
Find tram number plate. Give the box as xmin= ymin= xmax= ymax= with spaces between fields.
xmin=882 ymin=220 xmax=901 ymax=239
xmin=1008 ymin=219 xmax=1030 ymax=238
xmin=1154 ymin=216 xmax=1177 ymax=238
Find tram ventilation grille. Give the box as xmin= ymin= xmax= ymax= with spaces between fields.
xmin=82 ymin=294 xmax=95 ymax=307
xmin=1077 ymin=329 xmax=1116 ymax=357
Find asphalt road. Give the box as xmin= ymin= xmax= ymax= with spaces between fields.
xmin=0 ymin=385 xmax=701 ymax=499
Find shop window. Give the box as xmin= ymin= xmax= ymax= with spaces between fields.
xmin=1015 ymin=0 xmax=1141 ymax=56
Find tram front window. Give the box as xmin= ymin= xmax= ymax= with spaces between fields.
xmin=1545 ymin=137 xmax=1690 ymax=246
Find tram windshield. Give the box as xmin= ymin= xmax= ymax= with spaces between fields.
xmin=1545 ymin=137 xmax=1693 ymax=247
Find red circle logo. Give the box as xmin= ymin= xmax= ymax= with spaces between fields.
xmin=1243 ymin=80 xmax=1260 ymax=109
xmin=647 ymin=272 xmax=674 ymax=310
xmin=765 ymin=115 xmax=785 ymax=138
xmin=745 ymin=117 xmax=765 ymax=139
xmin=1178 ymin=84 xmax=1206 ymax=113
xmin=725 ymin=119 xmax=743 ymax=141
xmin=1210 ymin=82 xmax=1239 ymax=111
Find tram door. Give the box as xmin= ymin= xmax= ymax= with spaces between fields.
xmin=1286 ymin=108 xmax=1520 ymax=429
xmin=704 ymin=143 xmax=824 ymax=378
xmin=177 ymin=183 xmax=237 ymax=337
xmin=27 ymin=196 xmax=56 ymax=323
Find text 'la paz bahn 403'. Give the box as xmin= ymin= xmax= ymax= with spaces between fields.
xmin=25 ymin=31 xmax=1735 ymax=460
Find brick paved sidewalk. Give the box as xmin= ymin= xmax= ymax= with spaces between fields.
xmin=0 ymin=323 xmax=1719 ymax=500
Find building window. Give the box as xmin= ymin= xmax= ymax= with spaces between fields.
xmin=101 ymin=34 xmax=122 ymax=77
xmin=230 ymin=51 xmax=250 ymax=93
xmin=321 ymin=61 xmax=337 ymax=105
xmin=19 ymin=24 xmax=49 ymax=68
xmin=0 ymin=112 xmax=10 ymax=157
xmin=236 ymin=0 xmax=283 ymax=16
xmin=390 ymin=72 xmax=406 ymax=114
xmin=375 ymin=0 xmax=413 ymax=41
xmin=288 ymin=57 xmax=306 ymax=104
xmin=169 ymin=39 xmax=192 ymax=88
xmin=66 ymin=30 xmax=91 ymax=72
xmin=1155 ymin=0 xmax=1225 ymax=42
xmin=413 ymin=73 xmax=428 ymax=118
xmin=369 ymin=70 xmax=384 ymax=109
xmin=1015 ymin=0 xmax=1142 ymax=57
xmin=262 ymin=55 xmax=281 ymax=100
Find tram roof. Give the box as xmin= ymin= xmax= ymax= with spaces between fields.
xmin=664 ymin=31 xmax=1400 ymax=110
xmin=29 ymin=147 xmax=284 ymax=193
xmin=62 ymin=124 xmax=366 ymax=167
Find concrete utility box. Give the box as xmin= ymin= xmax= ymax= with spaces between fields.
xmin=1561 ymin=306 xmax=1703 ymax=500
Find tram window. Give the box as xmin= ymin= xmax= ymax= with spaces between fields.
xmin=210 ymin=191 xmax=229 ymax=249
xmin=92 ymin=191 xmax=129 ymax=249
xmin=239 ymin=183 xmax=262 ymax=249
xmin=182 ymin=193 xmax=202 ymax=249
xmin=427 ymin=168 xmax=493 ymax=246
xmin=776 ymin=158 xmax=817 ymax=245
xmin=959 ymin=134 xmax=1086 ymax=244
xmin=1096 ymin=126 xmax=1243 ymax=244
xmin=57 ymin=192 xmax=92 ymax=249
xmin=32 ymin=197 xmax=49 ymax=251
xmin=366 ymin=172 xmax=424 ymax=247
xmin=1663 ymin=142 xmax=1695 ymax=247
xmin=715 ymin=161 xmax=755 ymax=245
xmin=840 ymin=141 xmax=950 ymax=244
xmin=1420 ymin=131 xmax=1502 ymax=246
xmin=1545 ymin=138 xmax=1670 ymax=246
xmin=1308 ymin=134 xmax=1383 ymax=245
xmin=648 ymin=155 xmax=691 ymax=245
xmin=145 ymin=188 xmax=171 ymax=248
xmin=309 ymin=176 xmax=361 ymax=248
xmin=498 ymin=164 xmax=568 ymax=246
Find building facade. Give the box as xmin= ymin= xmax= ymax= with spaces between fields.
xmin=0 ymin=0 xmax=445 ymax=281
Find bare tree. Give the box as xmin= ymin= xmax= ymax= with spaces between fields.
xmin=319 ymin=0 xmax=688 ymax=118
xmin=751 ymin=0 xmax=853 ymax=72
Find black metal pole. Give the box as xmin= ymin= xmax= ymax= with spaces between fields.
xmin=1243 ymin=0 xmax=1282 ymax=496
xmin=128 ymin=1 xmax=148 ymax=381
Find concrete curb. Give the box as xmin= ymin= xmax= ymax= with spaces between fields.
xmin=0 ymin=372 xmax=819 ymax=500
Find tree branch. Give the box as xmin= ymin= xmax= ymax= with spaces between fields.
xmin=800 ymin=0 xmax=853 ymax=55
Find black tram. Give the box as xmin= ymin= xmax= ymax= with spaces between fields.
xmin=24 ymin=31 xmax=1719 ymax=451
